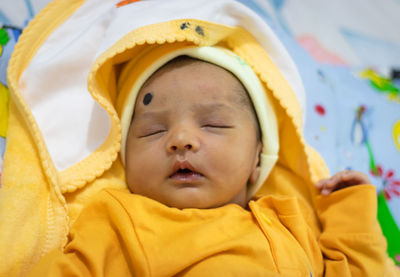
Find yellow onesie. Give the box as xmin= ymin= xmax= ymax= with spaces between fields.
xmin=30 ymin=185 xmax=388 ymax=276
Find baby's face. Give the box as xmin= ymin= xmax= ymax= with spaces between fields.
xmin=125 ymin=59 xmax=261 ymax=209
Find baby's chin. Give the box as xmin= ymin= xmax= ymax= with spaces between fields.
xmin=129 ymin=184 xmax=247 ymax=209
xmin=159 ymin=191 xmax=246 ymax=210
xmin=161 ymin=190 xmax=219 ymax=210
xmin=167 ymin=200 xmax=222 ymax=210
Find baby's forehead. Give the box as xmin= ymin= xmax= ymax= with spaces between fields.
xmin=138 ymin=56 xmax=250 ymax=107
xmin=142 ymin=57 xmax=241 ymax=86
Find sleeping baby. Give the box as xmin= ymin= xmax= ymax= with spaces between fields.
xmin=29 ymin=46 xmax=392 ymax=276
xmin=2 ymin=0 xmax=396 ymax=276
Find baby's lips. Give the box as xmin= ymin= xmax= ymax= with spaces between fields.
xmin=169 ymin=160 xmax=202 ymax=177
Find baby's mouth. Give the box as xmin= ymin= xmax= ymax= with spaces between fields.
xmin=171 ymin=168 xmax=201 ymax=178
xmin=169 ymin=161 xmax=203 ymax=181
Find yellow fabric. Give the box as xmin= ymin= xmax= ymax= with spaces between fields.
xmin=1 ymin=0 xmax=398 ymax=276
xmin=0 ymin=83 xmax=9 ymax=137
xmin=0 ymin=101 xmax=126 ymax=277
xmin=30 ymin=185 xmax=390 ymax=276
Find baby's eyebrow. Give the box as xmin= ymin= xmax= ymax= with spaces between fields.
xmin=133 ymin=103 xmax=235 ymax=122
xmin=133 ymin=110 xmax=169 ymax=121
xmin=190 ymin=102 xmax=236 ymax=113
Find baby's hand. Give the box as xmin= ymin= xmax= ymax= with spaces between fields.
xmin=315 ymin=170 xmax=370 ymax=195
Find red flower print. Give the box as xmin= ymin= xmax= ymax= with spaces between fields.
xmin=314 ymin=104 xmax=326 ymax=116
xmin=371 ymin=165 xmax=400 ymax=200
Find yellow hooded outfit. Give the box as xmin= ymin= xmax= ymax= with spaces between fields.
xmin=1 ymin=0 xmax=398 ymax=276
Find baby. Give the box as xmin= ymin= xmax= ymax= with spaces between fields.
xmin=29 ymin=46 xmax=390 ymax=276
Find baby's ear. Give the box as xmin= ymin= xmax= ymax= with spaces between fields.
xmin=249 ymin=166 xmax=260 ymax=185
xmin=249 ymin=142 xmax=262 ymax=185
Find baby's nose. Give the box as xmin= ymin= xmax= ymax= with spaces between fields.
xmin=169 ymin=144 xmax=193 ymax=151
xmin=166 ymin=127 xmax=200 ymax=154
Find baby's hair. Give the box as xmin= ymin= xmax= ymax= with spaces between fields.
xmin=140 ymin=55 xmax=261 ymax=141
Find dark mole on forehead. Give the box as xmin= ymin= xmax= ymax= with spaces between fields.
xmin=143 ymin=92 xmax=153 ymax=105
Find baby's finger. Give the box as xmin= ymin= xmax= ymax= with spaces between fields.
xmin=315 ymin=179 xmax=328 ymax=189
xmin=320 ymin=186 xmax=335 ymax=195
xmin=323 ymin=174 xmax=342 ymax=189
xmin=340 ymin=170 xmax=370 ymax=184
xmin=318 ymin=178 xmax=339 ymax=195
xmin=317 ymin=172 xmax=348 ymax=195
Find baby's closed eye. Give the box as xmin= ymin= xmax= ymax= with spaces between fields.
xmin=201 ymin=123 xmax=233 ymax=129
xmin=137 ymin=125 xmax=167 ymax=138
xmin=200 ymin=120 xmax=234 ymax=134
xmin=199 ymin=114 xmax=234 ymax=130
